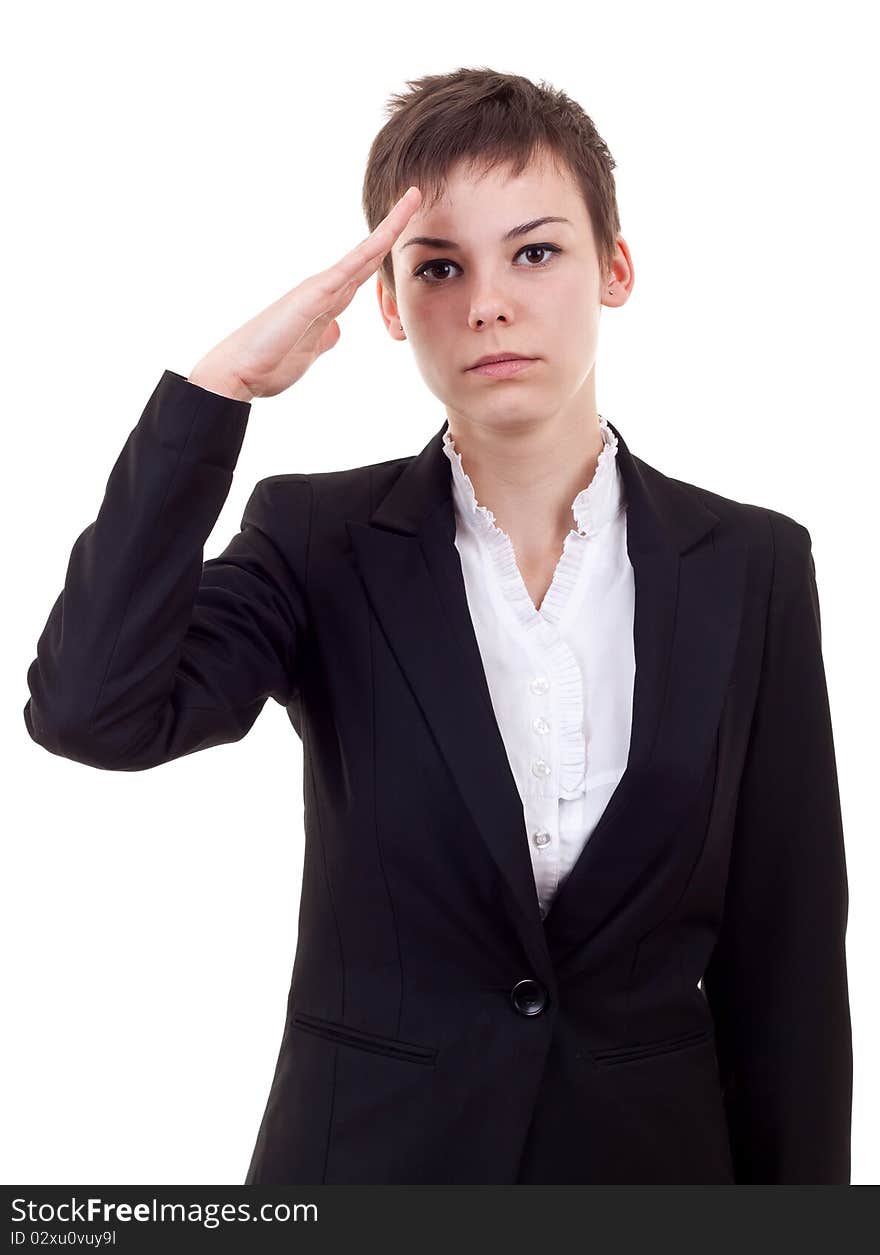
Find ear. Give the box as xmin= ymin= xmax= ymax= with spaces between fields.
xmin=602 ymin=235 xmax=636 ymax=308
xmin=376 ymin=274 xmax=406 ymax=341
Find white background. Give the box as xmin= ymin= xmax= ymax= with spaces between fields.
xmin=4 ymin=0 xmax=877 ymax=1184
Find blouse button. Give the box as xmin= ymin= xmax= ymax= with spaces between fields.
xmin=532 ymin=716 xmax=551 ymax=735
xmin=532 ymin=829 xmax=552 ymax=848
xmin=531 ymin=759 xmax=552 ymax=778
xmin=529 ymin=676 xmax=550 ymax=695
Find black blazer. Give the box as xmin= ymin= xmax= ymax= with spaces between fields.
xmin=23 ymin=369 xmax=853 ymax=1185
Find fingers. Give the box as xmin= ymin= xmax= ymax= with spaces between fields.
xmin=280 ymin=186 xmax=420 ymax=341
xmin=354 ymin=186 xmax=422 ymax=266
xmin=322 ymin=186 xmax=422 ymax=298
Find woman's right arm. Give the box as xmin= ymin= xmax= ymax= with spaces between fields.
xmin=23 ymin=371 xmax=310 ymax=770
xmin=23 ymin=187 xmax=423 ymax=771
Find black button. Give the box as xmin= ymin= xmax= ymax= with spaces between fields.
xmin=510 ymin=978 xmax=548 ymax=1016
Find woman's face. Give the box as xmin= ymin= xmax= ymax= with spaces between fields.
xmin=382 ymin=151 xmax=632 ymax=435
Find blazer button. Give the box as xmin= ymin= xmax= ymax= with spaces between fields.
xmin=510 ymin=978 xmax=548 ymax=1016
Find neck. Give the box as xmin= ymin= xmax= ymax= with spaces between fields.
xmin=445 ymin=408 xmax=606 ymax=548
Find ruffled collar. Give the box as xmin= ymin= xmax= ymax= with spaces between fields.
xmin=441 ymin=414 xmax=623 ymax=541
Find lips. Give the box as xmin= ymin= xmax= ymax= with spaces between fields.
xmin=468 ymin=357 xmax=537 ymax=379
xmin=468 ymin=353 xmax=534 ymax=369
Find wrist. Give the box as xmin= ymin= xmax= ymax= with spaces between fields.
xmin=187 ymin=368 xmax=253 ymax=403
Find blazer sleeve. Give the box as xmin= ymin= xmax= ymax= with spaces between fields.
xmin=23 ymin=369 xmax=311 ymax=772
xmin=703 ymin=511 xmax=853 ymax=1183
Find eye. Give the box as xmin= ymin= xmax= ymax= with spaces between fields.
xmin=412 ymin=243 xmax=562 ymax=285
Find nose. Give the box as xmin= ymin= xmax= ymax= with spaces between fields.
xmin=469 ymin=310 xmax=512 ymax=330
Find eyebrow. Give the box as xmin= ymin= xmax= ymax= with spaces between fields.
xmin=400 ymin=215 xmax=573 ymax=251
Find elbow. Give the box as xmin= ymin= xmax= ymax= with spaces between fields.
xmin=22 ymin=696 xmax=137 ymax=771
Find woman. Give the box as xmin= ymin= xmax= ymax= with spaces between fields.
xmin=23 ymin=68 xmax=852 ymax=1184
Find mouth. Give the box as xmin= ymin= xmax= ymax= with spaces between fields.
xmin=467 ymin=353 xmax=535 ymax=370
xmin=467 ymin=356 xmax=538 ymax=379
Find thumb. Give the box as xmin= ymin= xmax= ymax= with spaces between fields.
xmin=315 ymin=320 xmax=341 ymax=356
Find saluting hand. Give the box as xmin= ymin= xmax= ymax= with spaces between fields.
xmin=187 ymin=186 xmax=422 ymax=402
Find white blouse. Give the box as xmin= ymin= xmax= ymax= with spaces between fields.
xmin=441 ymin=416 xmax=636 ymax=920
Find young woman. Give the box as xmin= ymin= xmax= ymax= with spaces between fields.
xmin=23 ymin=68 xmax=852 ymax=1185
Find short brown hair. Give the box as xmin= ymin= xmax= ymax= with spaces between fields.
xmin=362 ymin=66 xmax=622 ymax=298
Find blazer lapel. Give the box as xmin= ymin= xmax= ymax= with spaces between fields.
xmin=346 ymin=416 xmax=748 ymax=974
xmin=542 ymin=432 xmax=749 ymax=951
xmin=346 ymin=429 xmax=550 ymax=977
